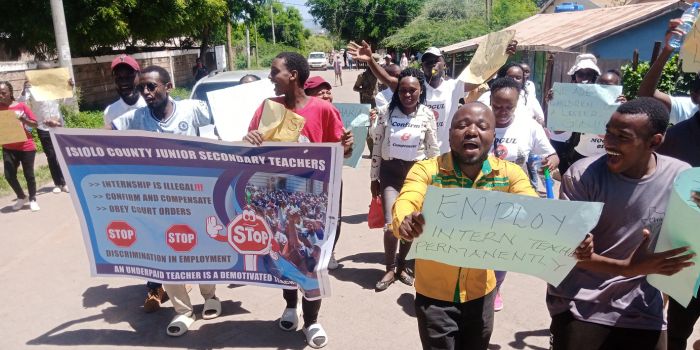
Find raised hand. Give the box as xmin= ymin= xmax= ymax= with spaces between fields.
xmin=347 ymin=41 xmax=373 ymax=63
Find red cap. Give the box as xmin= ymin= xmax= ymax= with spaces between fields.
xmin=111 ymin=54 xmax=140 ymax=71
xmin=304 ymin=76 xmax=332 ymax=91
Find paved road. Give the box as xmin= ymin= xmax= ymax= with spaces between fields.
xmin=1 ymin=68 xmax=698 ymax=349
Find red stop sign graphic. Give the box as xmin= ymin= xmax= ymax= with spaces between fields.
xmin=227 ymin=211 xmax=273 ymax=255
xmin=106 ymin=221 xmax=136 ymax=247
xmin=166 ymin=224 xmax=197 ymax=252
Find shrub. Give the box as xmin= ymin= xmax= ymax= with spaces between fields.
xmin=622 ymin=54 xmax=695 ymax=100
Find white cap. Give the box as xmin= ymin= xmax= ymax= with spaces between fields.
xmin=423 ymin=47 xmax=442 ymax=58
xmin=567 ymin=53 xmax=601 ymax=76
xmin=384 ymin=54 xmax=392 ymax=59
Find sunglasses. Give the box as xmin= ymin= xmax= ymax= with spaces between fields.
xmin=136 ymin=82 xmax=161 ymax=93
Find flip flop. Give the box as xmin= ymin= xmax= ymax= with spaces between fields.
xmin=202 ymin=297 xmax=222 ymax=320
xmin=279 ymin=307 xmax=299 ymax=331
xmin=303 ymin=323 xmax=328 ymax=348
xmin=166 ymin=313 xmax=195 ymax=337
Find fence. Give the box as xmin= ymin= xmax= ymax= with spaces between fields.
xmin=0 ymin=49 xmax=201 ymax=110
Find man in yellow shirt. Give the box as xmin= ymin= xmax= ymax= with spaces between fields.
xmin=393 ymin=102 xmax=537 ymax=349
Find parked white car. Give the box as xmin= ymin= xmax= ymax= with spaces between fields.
xmin=307 ymin=52 xmax=328 ymax=70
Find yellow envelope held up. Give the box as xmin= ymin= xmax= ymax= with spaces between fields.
xmin=459 ymin=30 xmax=516 ymax=85
xmin=25 ymin=67 xmax=74 ymax=101
xmin=681 ymin=20 xmax=700 ymax=73
xmin=258 ymin=99 xmax=306 ymax=142
xmin=0 ymin=110 xmax=30 ymax=145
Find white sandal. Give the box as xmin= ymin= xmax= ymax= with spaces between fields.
xmin=303 ymin=323 xmax=328 ymax=348
xmin=166 ymin=312 xmax=195 ymax=337
xmin=202 ymin=297 xmax=221 ymax=320
xmin=278 ymin=307 xmax=299 ymax=331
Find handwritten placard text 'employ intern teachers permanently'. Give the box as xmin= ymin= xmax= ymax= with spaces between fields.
xmin=407 ymin=186 xmax=604 ymax=286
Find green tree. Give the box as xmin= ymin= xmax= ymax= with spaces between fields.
xmin=382 ymin=0 xmax=537 ymax=51
xmin=621 ymin=54 xmax=695 ymax=100
xmin=256 ymin=1 xmax=310 ymax=48
xmin=1 ymin=0 xmax=227 ymax=58
xmin=490 ymin=0 xmax=538 ymax=30
xmin=2 ymin=0 xmax=134 ymax=58
xmin=306 ymin=0 xmax=422 ymax=45
xmin=305 ymin=35 xmax=335 ymax=53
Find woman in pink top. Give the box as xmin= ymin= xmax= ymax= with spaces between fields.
xmin=1 ymin=81 xmax=39 ymax=211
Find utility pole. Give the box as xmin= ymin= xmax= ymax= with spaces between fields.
xmin=49 ymin=0 xmax=75 ymax=82
xmin=246 ymin=24 xmax=251 ymax=69
xmin=270 ymin=1 xmax=276 ymax=44
xmin=486 ymin=0 xmax=492 ymax=26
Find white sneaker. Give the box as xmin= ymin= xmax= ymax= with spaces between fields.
xmin=327 ymin=253 xmax=339 ymax=270
xmin=29 ymin=200 xmax=40 ymax=211
xmin=61 ymin=185 xmax=69 ymax=193
xmin=52 ymin=186 xmax=61 ymax=194
xmin=12 ymin=198 xmax=27 ymax=211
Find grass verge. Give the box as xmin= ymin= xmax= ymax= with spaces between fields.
xmin=0 ymin=165 xmax=53 ymax=198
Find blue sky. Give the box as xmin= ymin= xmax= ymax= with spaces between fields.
xmin=280 ymin=0 xmax=319 ymax=30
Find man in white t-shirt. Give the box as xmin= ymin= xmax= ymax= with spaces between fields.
xmin=349 ymin=42 xmax=516 ymax=155
xmin=111 ymin=65 xmax=220 ymax=336
xmin=638 ymin=18 xmax=700 ymax=124
xmin=103 ymin=55 xmax=147 ymax=127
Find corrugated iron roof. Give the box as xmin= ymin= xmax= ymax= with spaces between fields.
xmin=441 ymin=0 xmax=686 ymax=54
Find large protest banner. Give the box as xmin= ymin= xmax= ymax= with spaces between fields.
xmin=51 ymin=128 xmax=343 ymax=300
xmin=334 ymin=103 xmax=371 ymax=168
xmin=204 ymin=79 xmax=276 ymax=141
xmin=547 ymin=82 xmax=622 ymax=134
xmin=648 ymin=168 xmax=700 ymax=307
xmin=407 ymin=186 xmax=603 ymax=286
xmin=458 ymin=30 xmax=516 ymax=85
xmin=25 ymin=67 xmax=73 ymax=101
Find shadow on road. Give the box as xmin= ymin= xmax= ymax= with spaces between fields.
xmin=26 ymin=284 xmax=315 ymax=349
xmin=330 ymin=265 xmax=384 ymax=290
xmin=341 ymin=213 xmax=367 ymax=225
xmin=330 ymin=252 xmax=386 ymax=289
xmin=338 ymin=252 xmax=384 ymax=265
xmin=508 ymin=328 xmax=550 ymax=350
xmin=396 ymin=293 xmax=416 ymax=317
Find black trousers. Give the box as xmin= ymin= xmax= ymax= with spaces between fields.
xmin=668 ymin=296 xmax=700 ymax=350
xmin=415 ymin=291 xmax=495 ymax=350
xmin=549 ymin=311 xmax=667 ymax=350
xmin=38 ymin=129 xmax=64 ymax=187
xmin=3 ymin=148 xmax=36 ymax=201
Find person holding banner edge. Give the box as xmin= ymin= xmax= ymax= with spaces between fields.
xmin=244 ymin=52 xmax=353 ymax=349
xmin=370 ymin=67 xmax=440 ymax=291
xmin=111 ymin=65 xmax=221 ymax=336
xmin=303 ymin=75 xmax=343 ymax=270
xmin=392 ymin=102 xmax=545 ymax=349
xmin=547 ymin=98 xmax=695 ymax=350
